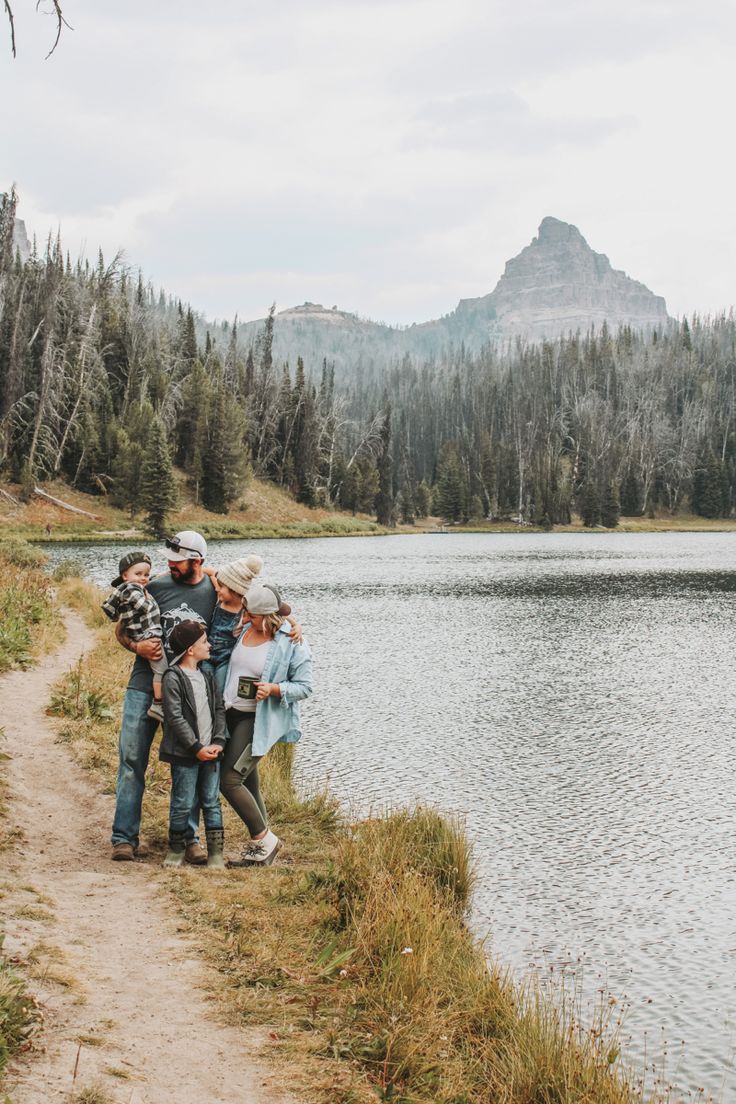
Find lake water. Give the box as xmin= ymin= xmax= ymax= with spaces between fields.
xmin=45 ymin=532 xmax=736 ymax=1100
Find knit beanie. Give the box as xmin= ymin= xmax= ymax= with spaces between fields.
xmin=217 ymin=555 xmax=263 ymax=596
xmin=168 ymin=620 xmax=207 ymax=664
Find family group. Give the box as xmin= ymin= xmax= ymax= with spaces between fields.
xmin=101 ymin=530 xmax=312 ymax=868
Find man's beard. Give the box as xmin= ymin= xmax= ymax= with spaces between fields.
xmin=170 ymin=559 xmax=198 ymax=582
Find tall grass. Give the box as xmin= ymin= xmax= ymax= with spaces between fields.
xmin=0 ymin=542 xmax=56 ymax=672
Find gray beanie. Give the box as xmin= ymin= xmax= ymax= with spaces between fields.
xmin=217 ymin=555 xmax=263 ymax=596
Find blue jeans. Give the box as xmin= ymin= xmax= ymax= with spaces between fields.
xmin=169 ymin=760 xmax=223 ymax=837
xmin=111 ymin=688 xmax=200 ymax=847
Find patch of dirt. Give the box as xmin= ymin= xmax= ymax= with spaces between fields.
xmin=1 ymin=612 xmax=295 ymax=1103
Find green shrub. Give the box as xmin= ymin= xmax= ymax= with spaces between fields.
xmin=51 ymin=558 xmax=85 ymax=582
xmin=0 ymin=538 xmax=47 ymax=569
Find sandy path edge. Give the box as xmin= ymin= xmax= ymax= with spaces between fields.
xmin=1 ymin=610 xmax=296 ymax=1104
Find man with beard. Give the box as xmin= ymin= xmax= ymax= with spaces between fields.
xmin=111 ymin=530 xmax=217 ymax=862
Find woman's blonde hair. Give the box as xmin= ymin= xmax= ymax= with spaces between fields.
xmin=263 ymin=612 xmax=285 ymax=637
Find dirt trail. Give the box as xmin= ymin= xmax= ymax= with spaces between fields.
xmin=1 ymin=612 xmax=295 ymax=1104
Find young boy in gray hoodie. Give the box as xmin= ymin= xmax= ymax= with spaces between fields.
xmin=160 ymin=620 xmax=228 ymax=868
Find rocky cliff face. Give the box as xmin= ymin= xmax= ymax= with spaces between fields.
xmin=456 ymin=216 xmax=669 ymax=342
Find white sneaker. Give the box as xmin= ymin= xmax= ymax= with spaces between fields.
xmin=230 ymin=832 xmax=282 ymax=867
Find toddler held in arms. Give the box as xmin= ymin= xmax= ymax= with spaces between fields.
xmin=101 ymin=552 xmax=166 ymax=722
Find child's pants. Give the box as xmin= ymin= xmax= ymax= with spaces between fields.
xmin=169 ymin=760 xmax=223 ymax=837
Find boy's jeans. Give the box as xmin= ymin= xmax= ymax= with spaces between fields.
xmin=111 ymin=688 xmax=200 ymax=847
xmin=170 ymin=760 xmax=223 ymax=836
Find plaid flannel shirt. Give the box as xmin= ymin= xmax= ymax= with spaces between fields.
xmin=101 ymin=582 xmax=162 ymax=641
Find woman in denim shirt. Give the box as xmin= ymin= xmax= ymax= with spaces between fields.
xmin=220 ymin=580 xmax=312 ymax=867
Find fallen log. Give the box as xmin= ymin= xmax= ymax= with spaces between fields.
xmin=32 ymin=486 xmax=102 ymax=521
xmin=0 ymin=488 xmax=20 ymax=506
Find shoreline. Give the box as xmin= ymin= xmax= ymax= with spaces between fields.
xmin=10 ymin=516 xmax=736 ymax=543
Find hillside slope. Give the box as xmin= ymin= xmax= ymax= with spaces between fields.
xmin=0 ymin=474 xmax=384 ymax=541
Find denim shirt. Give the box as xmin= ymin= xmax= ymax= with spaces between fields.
xmin=230 ymin=622 xmax=313 ymax=757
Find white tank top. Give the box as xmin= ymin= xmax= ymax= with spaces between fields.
xmin=223 ymin=638 xmax=271 ymax=712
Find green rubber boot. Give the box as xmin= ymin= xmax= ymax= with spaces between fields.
xmin=206 ymin=828 xmax=225 ymax=869
xmin=163 ymin=830 xmax=188 ymax=868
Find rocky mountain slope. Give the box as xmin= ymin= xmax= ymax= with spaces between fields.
xmin=239 ymin=217 xmax=670 ymax=374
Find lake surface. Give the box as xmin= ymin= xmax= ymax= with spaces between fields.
xmin=45 ymin=532 xmax=736 ymax=1100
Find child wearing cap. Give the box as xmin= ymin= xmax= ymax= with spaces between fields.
xmin=102 ymin=552 xmax=166 ymax=721
xmin=160 ymin=620 xmax=228 ymax=868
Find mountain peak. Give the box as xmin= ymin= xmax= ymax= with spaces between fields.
xmin=536 ymin=216 xmax=585 ymax=246
xmin=482 ymin=217 xmax=669 ymax=341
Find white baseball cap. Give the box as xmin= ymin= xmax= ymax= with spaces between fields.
xmin=164 ymin=530 xmax=207 ymax=562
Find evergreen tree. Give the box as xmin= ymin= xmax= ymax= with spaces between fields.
xmin=435 ymin=442 xmax=466 ymax=523
xmin=580 ymin=481 xmax=601 ymax=527
xmin=620 ymin=467 xmax=642 ymax=515
xmin=374 ymin=402 xmax=394 ymax=525
xmin=601 ymin=480 xmax=620 ymax=528
xmin=201 ymin=373 xmax=248 ymax=513
xmin=140 ymin=415 xmax=178 ymax=535
xmin=415 ymin=480 xmax=431 ymax=518
xmin=691 ymin=447 xmax=723 ymax=518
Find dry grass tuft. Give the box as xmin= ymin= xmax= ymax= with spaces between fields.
xmin=0 ymin=550 xmax=58 ymax=672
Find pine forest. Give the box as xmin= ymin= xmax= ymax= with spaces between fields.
xmin=2 ymin=189 xmax=736 ymax=533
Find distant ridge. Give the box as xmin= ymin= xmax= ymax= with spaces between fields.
xmin=239 ymin=217 xmax=671 ymax=374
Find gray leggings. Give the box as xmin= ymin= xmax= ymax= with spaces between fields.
xmin=220 ymin=710 xmax=267 ymax=837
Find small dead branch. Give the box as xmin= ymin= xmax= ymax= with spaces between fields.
xmin=3 ymin=0 xmax=15 ymax=56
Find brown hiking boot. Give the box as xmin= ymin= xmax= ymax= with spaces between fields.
xmin=185 ymin=841 xmax=207 ymax=865
xmin=111 ymin=842 xmax=135 ymax=862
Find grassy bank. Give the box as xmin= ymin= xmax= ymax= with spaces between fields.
xmin=0 ymin=477 xmax=385 ymax=543
xmin=415 ymin=514 xmax=736 ymax=535
xmin=41 ymin=577 xmax=673 ymax=1104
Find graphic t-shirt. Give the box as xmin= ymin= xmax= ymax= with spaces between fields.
xmin=127 ymin=573 xmax=217 ymax=693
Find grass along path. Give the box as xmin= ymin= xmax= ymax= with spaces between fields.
xmin=0 ymin=609 xmax=295 ymax=1104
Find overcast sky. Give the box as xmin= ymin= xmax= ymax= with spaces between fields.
xmin=2 ymin=0 xmax=735 ymax=325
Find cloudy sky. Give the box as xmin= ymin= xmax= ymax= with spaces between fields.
xmin=2 ymin=0 xmax=734 ymax=325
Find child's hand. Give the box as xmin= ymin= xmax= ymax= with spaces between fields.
xmin=288 ymin=620 xmax=303 ymax=644
xmin=196 ymin=746 xmax=220 ymax=761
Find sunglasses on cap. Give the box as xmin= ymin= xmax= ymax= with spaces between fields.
xmin=165 ymin=537 xmax=202 ymax=558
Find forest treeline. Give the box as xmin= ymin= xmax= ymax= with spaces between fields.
xmin=2 ymin=189 xmax=736 ymax=532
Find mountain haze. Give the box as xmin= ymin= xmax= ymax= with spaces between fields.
xmin=238 ymin=217 xmax=670 ymax=373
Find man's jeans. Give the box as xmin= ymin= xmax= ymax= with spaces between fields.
xmin=111 ymin=688 xmax=199 ymax=847
xmin=169 ymin=761 xmax=223 ymax=837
